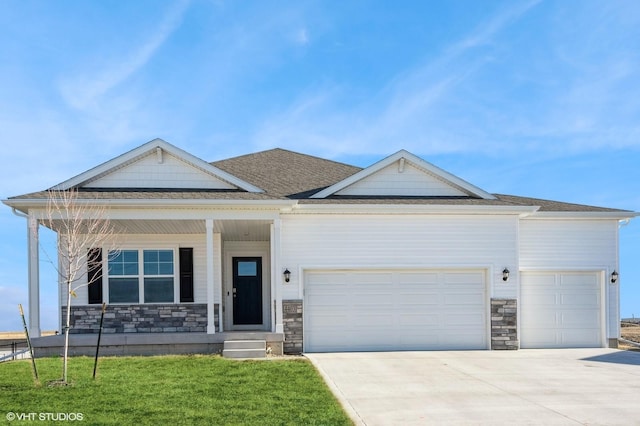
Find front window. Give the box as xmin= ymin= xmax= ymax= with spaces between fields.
xmin=108 ymin=249 xmax=175 ymax=303
xmin=143 ymin=250 xmax=174 ymax=303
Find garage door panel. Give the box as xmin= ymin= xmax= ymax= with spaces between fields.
xmin=559 ymin=293 xmax=598 ymax=306
xmin=522 ymin=311 xmax=558 ymax=326
xmin=354 ymin=301 xmax=394 ymax=310
xmin=520 ymin=272 xmax=558 ymax=288
xmin=307 ymin=272 xmax=346 ymax=284
xmin=443 ymin=271 xmax=482 ymax=282
xmin=444 ymin=313 xmax=484 ymax=326
xmin=353 ymin=314 xmax=394 ymax=326
xmin=443 ymin=293 xmax=484 ymax=305
xmin=559 ymin=312 xmax=600 ymax=327
xmin=561 ymin=273 xmax=598 ymax=286
xmin=562 ymin=330 xmax=601 ymax=346
xmin=398 ymin=272 xmax=439 ymax=284
xmin=443 ymin=333 xmax=486 ymax=345
xmin=307 ymin=294 xmax=346 ymax=306
xmin=521 ymin=271 xmax=602 ymax=349
xmin=398 ymin=313 xmax=440 ymax=326
xmin=398 ymin=295 xmax=440 ymax=305
xmin=305 ymin=269 xmax=487 ymax=352
xmin=354 ymin=273 xmax=393 ymax=284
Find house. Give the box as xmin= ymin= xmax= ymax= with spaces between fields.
xmin=3 ymin=139 xmax=637 ymax=355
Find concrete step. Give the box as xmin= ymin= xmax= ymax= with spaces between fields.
xmin=222 ymin=340 xmax=266 ymax=359
xmin=223 ymin=340 xmax=266 ymax=350
xmin=222 ymin=348 xmax=266 ymax=359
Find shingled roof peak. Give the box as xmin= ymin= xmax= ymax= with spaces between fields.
xmin=211 ymin=148 xmax=362 ymax=198
xmin=210 ymin=147 xmax=359 ymax=169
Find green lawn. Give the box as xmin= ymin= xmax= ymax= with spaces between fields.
xmin=0 ymin=355 xmax=352 ymax=425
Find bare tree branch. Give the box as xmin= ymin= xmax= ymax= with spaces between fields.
xmin=39 ymin=188 xmax=119 ymax=384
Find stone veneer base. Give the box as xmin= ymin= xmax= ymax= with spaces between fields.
xmin=491 ymin=298 xmax=519 ymax=350
xmin=283 ymin=300 xmax=303 ymax=354
xmin=63 ymin=303 xmax=218 ymax=334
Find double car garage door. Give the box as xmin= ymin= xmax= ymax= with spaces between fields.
xmin=304 ymin=269 xmax=487 ymax=352
xmin=304 ymin=269 xmax=603 ymax=352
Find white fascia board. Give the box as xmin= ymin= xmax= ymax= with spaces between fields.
xmin=8 ymin=199 xmax=297 ymax=221
xmin=4 ymin=198 xmax=296 ymax=210
xmin=50 ymin=138 xmax=264 ymax=193
xmin=524 ymin=211 xmax=639 ymax=220
xmin=290 ymin=203 xmax=538 ymax=216
xmin=311 ymin=149 xmax=496 ymax=200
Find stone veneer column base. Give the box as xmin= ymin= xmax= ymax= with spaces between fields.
xmin=491 ymin=298 xmax=519 ymax=350
xmin=283 ymin=300 xmax=303 ymax=354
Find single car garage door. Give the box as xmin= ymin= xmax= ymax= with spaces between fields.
xmin=304 ymin=269 xmax=487 ymax=352
xmin=520 ymin=271 xmax=602 ymax=348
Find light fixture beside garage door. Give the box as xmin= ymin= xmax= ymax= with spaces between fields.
xmin=611 ymin=270 xmax=619 ymax=284
xmin=502 ymin=268 xmax=510 ymax=282
xmin=283 ymin=268 xmax=291 ymax=283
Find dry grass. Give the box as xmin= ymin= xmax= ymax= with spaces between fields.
xmin=620 ymin=322 xmax=640 ymax=352
xmin=0 ymin=330 xmax=57 ymax=340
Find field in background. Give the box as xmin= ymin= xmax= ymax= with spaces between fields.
xmin=620 ymin=321 xmax=640 ymax=351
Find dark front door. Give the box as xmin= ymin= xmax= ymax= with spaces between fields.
xmin=233 ymin=257 xmax=263 ymax=325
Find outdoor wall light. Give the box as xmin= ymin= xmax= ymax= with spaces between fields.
xmin=611 ymin=270 xmax=619 ymax=284
xmin=502 ymin=268 xmax=510 ymax=282
xmin=283 ymin=268 xmax=291 ymax=283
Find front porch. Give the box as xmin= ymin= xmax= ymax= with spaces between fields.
xmin=22 ymin=209 xmax=288 ymax=336
xmin=31 ymin=331 xmax=285 ymax=358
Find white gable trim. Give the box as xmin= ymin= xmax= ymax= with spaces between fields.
xmin=51 ymin=138 xmax=264 ymax=193
xmin=311 ymin=150 xmax=496 ymax=199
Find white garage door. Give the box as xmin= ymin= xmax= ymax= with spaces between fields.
xmin=304 ymin=269 xmax=487 ymax=352
xmin=520 ymin=272 xmax=602 ymax=348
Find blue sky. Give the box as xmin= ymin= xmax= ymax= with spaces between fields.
xmin=0 ymin=0 xmax=638 ymax=331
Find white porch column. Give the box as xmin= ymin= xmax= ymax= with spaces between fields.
xmin=213 ymin=232 xmax=223 ymax=332
xmin=270 ymin=220 xmax=284 ymax=333
xmin=206 ymin=219 xmax=215 ymax=334
xmin=27 ymin=214 xmax=41 ymax=337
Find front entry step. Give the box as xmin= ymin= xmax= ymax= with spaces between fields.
xmin=222 ymin=340 xmax=266 ymax=359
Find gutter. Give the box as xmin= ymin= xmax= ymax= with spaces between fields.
xmin=11 ymin=207 xmax=28 ymax=219
xmin=290 ymin=203 xmax=540 ymax=216
xmin=4 ymin=198 xmax=299 ymax=211
xmin=524 ymin=211 xmax=639 ymax=220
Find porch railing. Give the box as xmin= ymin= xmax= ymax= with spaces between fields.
xmin=0 ymin=340 xmax=30 ymax=362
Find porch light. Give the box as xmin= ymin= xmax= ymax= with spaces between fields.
xmin=502 ymin=268 xmax=510 ymax=282
xmin=283 ymin=268 xmax=291 ymax=283
xmin=611 ymin=270 xmax=619 ymax=284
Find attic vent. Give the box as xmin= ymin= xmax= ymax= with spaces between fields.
xmin=157 ymin=147 xmax=163 ymax=164
xmin=398 ymin=158 xmax=405 ymax=173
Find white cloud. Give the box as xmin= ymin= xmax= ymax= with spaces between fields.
xmin=293 ymin=28 xmax=309 ymax=46
xmin=58 ymin=0 xmax=190 ymax=111
xmin=453 ymin=0 xmax=541 ymax=51
xmin=251 ymin=0 xmax=541 ymax=157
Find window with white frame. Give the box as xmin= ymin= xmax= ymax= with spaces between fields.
xmin=108 ymin=249 xmax=175 ymax=303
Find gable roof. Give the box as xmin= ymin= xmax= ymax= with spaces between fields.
xmin=52 ymin=138 xmax=264 ymax=193
xmin=311 ymin=150 xmax=496 ymax=199
xmin=3 ymin=142 xmax=637 ymax=217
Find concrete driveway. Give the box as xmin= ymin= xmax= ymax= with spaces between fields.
xmin=306 ymin=349 xmax=640 ymax=425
